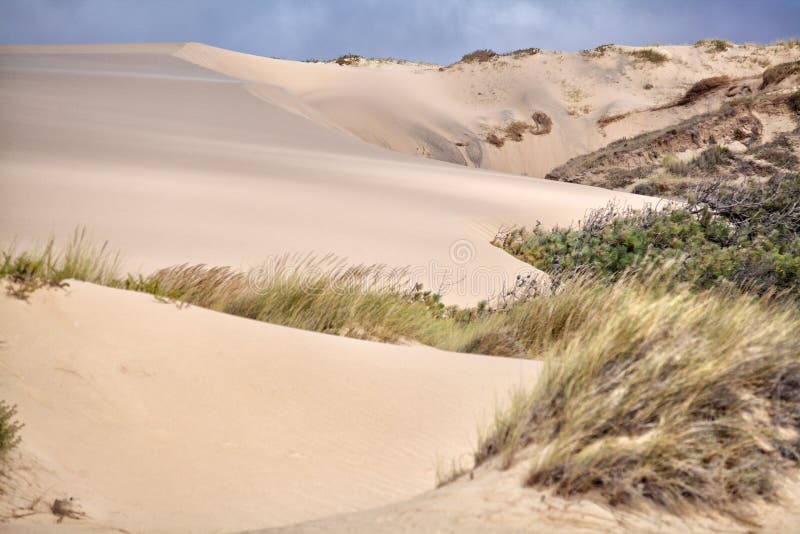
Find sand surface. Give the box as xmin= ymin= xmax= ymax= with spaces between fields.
xmin=0 ymin=282 xmax=539 ymax=532
xmin=0 ymin=42 xmax=659 ymax=307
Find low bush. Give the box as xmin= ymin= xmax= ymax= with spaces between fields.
xmin=497 ymin=173 xmax=800 ymax=296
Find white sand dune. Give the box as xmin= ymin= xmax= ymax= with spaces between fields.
xmin=2 ymin=42 xmax=798 ymax=533
xmin=0 ymin=282 xmax=539 ymax=532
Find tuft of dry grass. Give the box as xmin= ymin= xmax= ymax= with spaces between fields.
xmin=530 ymin=111 xmax=553 ymax=134
xmin=695 ymin=39 xmax=731 ymax=53
xmin=507 ymin=47 xmax=541 ymax=59
xmin=476 ymin=274 xmax=800 ymax=518
xmin=629 ymin=48 xmax=668 ymax=64
xmin=675 ymin=75 xmax=731 ymax=106
xmin=760 ymin=60 xmax=800 ymax=89
xmin=334 ymin=54 xmax=362 ymax=66
xmin=485 ymin=132 xmax=505 ymax=147
xmin=460 ymin=49 xmax=499 ymax=64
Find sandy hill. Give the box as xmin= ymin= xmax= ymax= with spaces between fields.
xmin=0 ymin=42 xmax=659 ymax=308
xmin=1 ymin=41 xmax=799 ymax=533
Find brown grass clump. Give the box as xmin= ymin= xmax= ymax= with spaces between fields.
xmin=760 ymin=60 xmax=800 ymax=89
xmin=676 ymin=75 xmax=731 ymax=106
xmin=530 ymin=111 xmax=553 ymax=134
xmin=695 ymin=39 xmax=731 ymax=52
xmin=504 ymin=121 xmax=529 ymax=142
xmin=477 ymin=274 xmax=800 ymax=518
xmin=629 ymin=48 xmax=668 ymax=64
xmin=486 ymin=132 xmax=505 ymax=147
xmin=460 ymin=49 xmax=499 ymax=63
xmin=334 ymin=54 xmax=362 ymax=66
xmin=596 ymin=112 xmax=631 ymax=128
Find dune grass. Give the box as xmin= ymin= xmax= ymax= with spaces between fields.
xmin=475 ymin=275 xmax=800 ymax=519
xmin=3 ymin=229 xmax=800 ymax=519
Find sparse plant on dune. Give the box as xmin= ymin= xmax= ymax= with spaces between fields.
xmin=485 ymin=132 xmax=505 ymax=147
xmin=459 ymin=49 xmax=498 ymax=64
xmin=760 ymin=60 xmax=800 ymax=89
xmin=334 ymin=54 xmax=362 ymax=66
xmin=507 ymin=47 xmax=541 ymax=59
xmin=629 ymin=48 xmax=668 ymax=65
xmin=695 ymin=39 xmax=731 ymax=53
xmin=530 ymin=111 xmax=552 ymax=134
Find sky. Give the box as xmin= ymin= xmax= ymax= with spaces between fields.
xmin=1 ymin=0 xmax=799 ymax=64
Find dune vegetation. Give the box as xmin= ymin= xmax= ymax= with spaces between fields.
xmin=3 ymin=226 xmax=800 ymax=521
xmin=475 ymin=275 xmax=800 ymax=519
xmin=3 ymin=231 xmax=799 ymax=521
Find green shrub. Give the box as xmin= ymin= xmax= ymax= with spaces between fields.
xmin=691 ymin=145 xmax=733 ymax=171
xmin=0 ymin=401 xmax=23 ymax=458
xmin=497 ymin=173 xmax=800 ymax=296
xmin=695 ymin=39 xmax=731 ymax=52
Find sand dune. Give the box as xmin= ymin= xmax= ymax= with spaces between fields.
xmin=0 ymin=42 xmax=657 ymax=307
xmin=0 ymin=282 xmax=539 ymax=532
xmin=3 ymin=42 xmax=797 ymax=533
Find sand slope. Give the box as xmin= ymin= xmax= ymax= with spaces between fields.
xmin=0 ymin=43 xmax=657 ymax=306
xmin=0 ymin=282 xmax=539 ymax=532
xmin=175 ymin=42 xmax=800 ymax=177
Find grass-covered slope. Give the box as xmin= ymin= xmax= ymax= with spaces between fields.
xmin=476 ymin=274 xmax=800 ymax=518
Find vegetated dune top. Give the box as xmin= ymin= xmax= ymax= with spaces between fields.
xmin=0 ymin=41 xmax=657 ymax=306
xmin=0 ymin=282 xmax=539 ymax=532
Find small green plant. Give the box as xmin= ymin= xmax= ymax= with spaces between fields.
xmin=0 ymin=401 xmax=23 ymax=459
xmin=629 ymin=48 xmax=668 ymax=64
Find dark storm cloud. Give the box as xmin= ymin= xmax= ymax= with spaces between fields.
xmin=1 ymin=0 xmax=798 ymax=64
